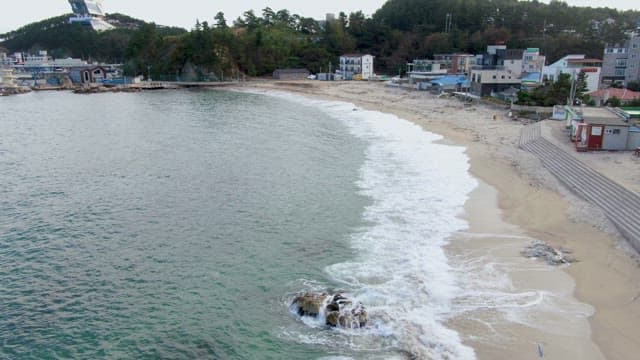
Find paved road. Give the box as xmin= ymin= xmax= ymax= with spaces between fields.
xmin=520 ymin=122 xmax=640 ymax=252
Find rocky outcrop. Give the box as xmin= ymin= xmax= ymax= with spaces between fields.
xmin=521 ymin=241 xmax=576 ymax=265
xmin=291 ymin=292 xmax=368 ymax=329
xmin=293 ymin=292 xmax=327 ymax=317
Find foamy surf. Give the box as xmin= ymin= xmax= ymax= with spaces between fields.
xmin=324 ymin=101 xmax=478 ymax=359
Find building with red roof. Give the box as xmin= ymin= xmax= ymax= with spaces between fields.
xmin=588 ymin=88 xmax=640 ymax=106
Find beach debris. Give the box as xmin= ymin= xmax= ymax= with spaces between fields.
xmin=291 ymin=292 xmax=368 ymax=329
xmin=521 ymin=241 xmax=576 ymax=265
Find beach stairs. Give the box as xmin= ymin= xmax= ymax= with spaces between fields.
xmin=520 ymin=122 xmax=640 ymax=253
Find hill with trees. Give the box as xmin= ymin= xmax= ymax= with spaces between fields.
xmin=1 ymin=0 xmax=639 ymax=78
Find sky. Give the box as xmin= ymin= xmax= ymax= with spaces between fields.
xmin=1 ymin=0 xmax=639 ymax=34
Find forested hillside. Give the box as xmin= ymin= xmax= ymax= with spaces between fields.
xmin=2 ymin=0 xmax=639 ymax=78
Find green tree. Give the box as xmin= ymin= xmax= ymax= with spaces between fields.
xmin=605 ymin=96 xmax=622 ymax=107
xmin=215 ymin=12 xmax=228 ymax=28
xmin=627 ymin=81 xmax=640 ymax=92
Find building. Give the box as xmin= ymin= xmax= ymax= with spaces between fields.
xmin=574 ymin=116 xmax=632 ymax=151
xmin=602 ymin=33 xmax=640 ymax=87
xmin=587 ymin=88 xmax=640 ymax=106
xmin=68 ymin=0 xmax=114 ymax=31
xmin=469 ymin=68 xmax=521 ymax=97
xmin=432 ymin=54 xmax=453 ymax=71
xmin=566 ymin=107 xmax=627 ymax=143
xmin=23 ymin=51 xmax=52 ymax=68
xmin=67 ymin=66 xmax=108 ymax=84
xmin=503 ymin=50 xmax=524 ymax=78
xmin=602 ymin=42 xmax=629 ymax=86
xmin=522 ymin=48 xmax=546 ymax=74
xmin=452 ymin=54 xmax=475 ymax=74
xmin=542 ymin=55 xmax=602 ymax=92
xmin=469 ymin=45 xmax=523 ymax=97
xmin=432 ymin=54 xmax=475 ymax=74
xmin=407 ymin=60 xmax=449 ymax=75
xmin=272 ymin=68 xmax=310 ymax=80
xmin=339 ymin=54 xmax=374 ymax=80
xmin=627 ymin=35 xmax=640 ymax=85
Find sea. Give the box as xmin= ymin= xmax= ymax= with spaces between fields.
xmin=0 ymin=89 xmax=591 ymax=359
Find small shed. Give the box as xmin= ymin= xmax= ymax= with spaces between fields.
xmin=575 ymin=116 xmax=631 ymax=151
xmin=272 ymin=68 xmax=310 ymax=80
xmin=69 ymin=66 xmax=107 ymax=84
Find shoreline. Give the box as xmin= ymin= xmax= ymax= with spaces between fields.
xmin=242 ymin=81 xmax=640 ymax=359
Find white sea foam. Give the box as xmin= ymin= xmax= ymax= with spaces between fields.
xmin=326 ymin=102 xmax=478 ymax=359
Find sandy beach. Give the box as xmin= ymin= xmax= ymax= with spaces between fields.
xmin=244 ymin=81 xmax=640 ymax=359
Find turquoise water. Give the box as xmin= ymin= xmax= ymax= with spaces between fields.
xmin=0 ymin=90 xmax=370 ymax=359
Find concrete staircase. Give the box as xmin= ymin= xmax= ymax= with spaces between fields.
xmin=520 ymin=122 xmax=640 ymax=252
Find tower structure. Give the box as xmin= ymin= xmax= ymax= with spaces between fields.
xmin=68 ymin=0 xmax=114 ymax=31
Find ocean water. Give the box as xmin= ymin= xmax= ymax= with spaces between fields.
xmin=0 ymin=89 xmax=478 ymax=359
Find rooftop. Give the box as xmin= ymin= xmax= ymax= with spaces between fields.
xmin=588 ymin=88 xmax=640 ymax=100
xmin=583 ymin=116 xmax=630 ymax=126
xmin=567 ymin=58 xmax=603 ymax=63
xmin=341 ymin=54 xmax=373 ymax=58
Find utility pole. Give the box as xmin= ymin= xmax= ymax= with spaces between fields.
xmin=445 ymin=13 xmax=453 ymax=33
xmin=569 ymin=69 xmax=577 ymax=106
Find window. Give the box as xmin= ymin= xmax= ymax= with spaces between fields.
xmin=501 ymin=75 xmax=505 ymax=79
xmin=616 ymin=59 xmax=627 ymax=67
xmin=613 ymin=129 xmax=621 ymax=135
xmin=615 ymin=69 xmax=626 ymax=76
xmin=492 ymin=75 xmax=497 ymax=79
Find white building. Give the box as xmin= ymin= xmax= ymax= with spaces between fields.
xmin=23 ymin=51 xmax=52 ymax=67
xmin=52 ymin=58 xmax=89 ymax=68
xmin=339 ymin=54 xmax=374 ymax=80
xmin=68 ymin=0 xmax=114 ymax=31
xmin=542 ymin=54 xmax=602 ymax=92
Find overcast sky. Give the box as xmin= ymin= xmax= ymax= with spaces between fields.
xmin=1 ymin=0 xmax=638 ymax=34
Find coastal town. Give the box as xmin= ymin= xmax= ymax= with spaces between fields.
xmin=3 ymin=1 xmax=640 ymax=359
